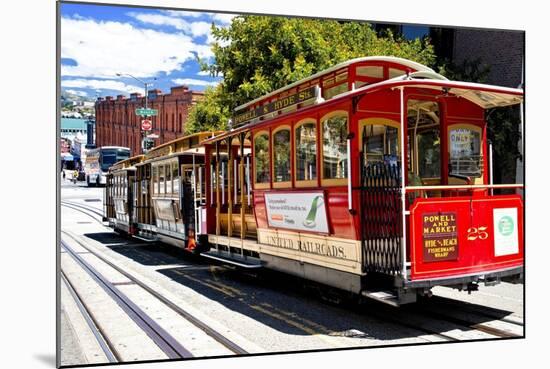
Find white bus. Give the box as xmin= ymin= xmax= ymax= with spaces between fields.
xmin=84 ymin=146 xmax=130 ymax=186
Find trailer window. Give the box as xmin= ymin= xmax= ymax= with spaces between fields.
xmin=449 ymin=126 xmax=482 ymax=178
xmin=172 ymin=161 xmax=180 ymax=194
xmin=273 ymin=127 xmax=291 ymax=183
xmin=159 ymin=165 xmax=165 ymax=194
xmin=295 ymin=121 xmax=317 ymax=183
xmin=254 ymin=132 xmax=270 ymax=185
xmin=152 ymin=165 xmax=158 ymax=195
xmin=166 ymin=163 xmax=172 ymax=194
xmin=322 ymin=114 xmax=348 ymax=182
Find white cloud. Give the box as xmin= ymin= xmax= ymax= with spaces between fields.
xmin=161 ymin=10 xmax=203 ymax=18
xmin=127 ymin=12 xmax=212 ymax=38
xmin=172 ymin=78 xmax=219 ymax=87
xmin=160 ymin=9 xmax=237 ymax=25
xmin=212 ymin=13 xmax=237 ymax=24
xmin=64 ymin=89 xmax=88 ymax=97
xmin=62 ymin=79 xmax=143 ymax=94
xmin=61 ymin=16 xmax=213 ymax=78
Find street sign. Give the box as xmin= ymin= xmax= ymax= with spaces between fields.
xmin=141 ymin=119 xmax=152 ymax=131
xmin=135 ymin=108 xmax=158 ymax=116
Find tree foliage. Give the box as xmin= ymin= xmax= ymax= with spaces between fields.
xmin=186 ymin=15 xmax=436 ymax=133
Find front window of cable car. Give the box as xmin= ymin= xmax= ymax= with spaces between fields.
xmin=363 ymin=123 xmax=399 ymax=166
xmin=449 ymin=126 xmax=482 ymax=178
xmin=407 ymin=100 xmax=441 ymax=182
xmin=417 ymin=130 xmax=441 ymax=179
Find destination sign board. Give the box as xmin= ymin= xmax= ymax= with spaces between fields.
xmin=233 ymin=86 xmax=318 ymax=126
xmin=136 ymin=108 xmax=158 ymax=116
xmin=422 ymin=212 xmax=458 ymax=262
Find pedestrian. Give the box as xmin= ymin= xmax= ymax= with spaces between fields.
xmin=62 ymin=170 xmax=66 ymax=179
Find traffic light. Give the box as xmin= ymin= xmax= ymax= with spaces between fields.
xmin=142 ymin=137 xmax=155 ymax=152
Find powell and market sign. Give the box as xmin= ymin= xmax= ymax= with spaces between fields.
xmin=233 ymin=85 xmax=318 ymax=126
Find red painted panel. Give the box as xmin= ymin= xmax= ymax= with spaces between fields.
xmin=409 ymin=195 xmax=523 ymax=280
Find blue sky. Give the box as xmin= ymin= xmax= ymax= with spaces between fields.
xmin=60 ymin=3 xmax=237 ymax=99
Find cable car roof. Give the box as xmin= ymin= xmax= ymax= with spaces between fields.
xmin=234 ymin=56 xmax=436 ymax=111
xmin=364 ymin=77 xmax=523 ymax=109
xmin=203 ymin=75 xmax=523 ymax=145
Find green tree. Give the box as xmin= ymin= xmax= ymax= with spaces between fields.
xmin=186 ymin=15 xmax=436 ymax=133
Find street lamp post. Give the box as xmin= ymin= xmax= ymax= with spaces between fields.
xmin=115 ymin=73 xmax=154 ymax=109
xmin=116 ymin=73 xmax=156 ymax=154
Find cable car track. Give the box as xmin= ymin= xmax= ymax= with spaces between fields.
xmin=60 ymin=269 xmax=120 ymax=363
xmin=61 ymin=199 xmax=520 ymax=344
xmin=61 ymin=231 xmax=248 ymax=356
xmin=61 ymin=201 xmax=105 ymax=226
xmin=61 ymin=239 xmax=194 ymax=359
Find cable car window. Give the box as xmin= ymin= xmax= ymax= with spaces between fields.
xmin=417 ymin=129 xmax=440 ymax=179
xmin=389 ymin=68 xmax=406 ymax=79
xmin=364 ymin=124 xmax=399 ymax=165
xmin=159 ymin=164 xmax=165 ymax=195
xmin=172 ymin=161 xmax=180 ymax=194
xmin=254 ymin=133 xmax=270 ymax=184
xmin=295 ymin=122 xmax=317 ymax=182
xmin=322 ymin=114 xmax=348 ymax=180
xmin=449 ymin=126 xmax=482 ymax=177
xmin=323 ymin=83 xmax=348 ymax=100
xmin=408 ymin=99 xmax=440 ymax=181
xmin=273 ymin=128 xmax=291 ymax=183
xmin=152 ymin=165 xmax=158 ymax=195
xmin=166 ymin=163 xmax=172 ymax=194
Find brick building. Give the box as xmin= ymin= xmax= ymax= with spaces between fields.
xmin=451 ymin=28 xmax=523 ymax=88
xmin=95 ymin=86 xmax=203 ymax=156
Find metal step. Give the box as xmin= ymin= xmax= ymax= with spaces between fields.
xmin=361 ymin=290 xmax=400 ymax=307
xmin=201 ymin=250 xmax=262 ymax=269
xmin=133 ymin=234 xmax=158 ymax=243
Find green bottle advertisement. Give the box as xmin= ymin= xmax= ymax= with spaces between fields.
xmin=303 ymin=195 xmax=323 ymax=228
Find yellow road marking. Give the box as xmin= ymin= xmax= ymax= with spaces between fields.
xmin=248 ymin=304 xmax=348 ymax=348
xmin=174 ymin=271 xmax=236 ymax=298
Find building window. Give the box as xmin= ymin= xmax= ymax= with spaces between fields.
xmin=272 ymin=127 xmax=291 ymax=184
xmin=322 ymin=113 xmax=348 ymax=182
xmin=254 ymin=132 xmax=270 ymax=185
xmin=295 ymin=121 xmax=317 ymax=183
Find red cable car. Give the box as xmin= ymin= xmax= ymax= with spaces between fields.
xmin=105 ymin=56 xmax=524 ymax=306
xmin=197 ymin=56 xmax=523 ymax=305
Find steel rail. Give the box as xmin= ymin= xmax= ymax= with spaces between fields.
xmin=61 ymin=231 xmax=248 ymax=355
xmin=61 ymin=200 xmax=104 ymax=218
xmin=61 ymin=202 xmax=105 ymax=226
xmin=61 ymin=269 xmax=120 ymax=363
xmin=61 ymin=239 xmax=193 ymax=359
xmin=408 ymin=305 xmax=522 ymax=339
